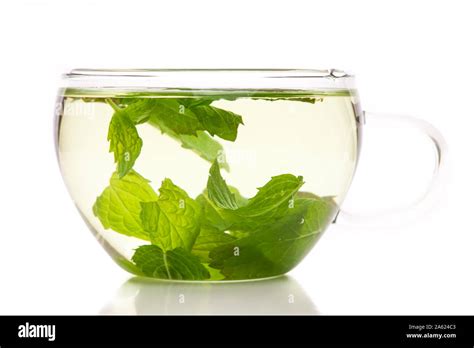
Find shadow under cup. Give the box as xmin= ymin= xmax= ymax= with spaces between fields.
xmin=56 ymin=69 xmax=362 ymax=281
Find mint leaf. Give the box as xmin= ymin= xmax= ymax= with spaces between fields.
xmin=179 ymin=98 xmax=214 ymax=108
xmin=203 ymin=263 xmax=225 ymax=280
xmin=228 ymin=186 xmax=249 ymax=207
xmin=126 ymin=100 xmax=231 ymax=171
xmin=196 ymin=193 xmax=233 ymax=231
xmin=192 ymin=226 xmax=236 ymax=263
xmin=209 ymin=197 xmax=337 ymax=280
xmin=153 ymin=120 xmax=230 ymax=172
xmin=139 ymin=201 xmax=160 ymax=235
xmin=258 ymin=97 xmax=317 ymax=104
xmin=207 ymin=160 xmax=238 ymax=210
xmin=93 ymin=170 xmax=158 ymax=240
xmin=203 ymin=162 xmax=304 ymax=231
xmin=107 ymin=110 xmax=143 ymax=178
xmin=125 ymin=99 xmax=203 ymax=135
xmin=121 ymin=99 xmax=154 ymax=124
xmin=234 ymin=174 xmax=304 ymax=218
xmin=132 ymin=245 xmax=210 ymax=280
xmin=125 ymin=98 xmax=244 ymax=141
xmin=195 ymin=185 xmax=248 ymax=232
xmin=179 ymin=131 xmax=229 ymax=171
xmin=148 ymin=99 xmax=205 ymax=135
xmin=177 ymin=96 xmax=240 ymax=108
xmin=140 ymin=179 xmax=201 ymax=251
xmin=209 ymin=244 xmax=274 ymax=280
xmin=192 ymin=105 xmax=243 ymax=141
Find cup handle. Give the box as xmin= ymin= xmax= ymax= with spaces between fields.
xmin=335 ymin=111 xmax=448 ymax=227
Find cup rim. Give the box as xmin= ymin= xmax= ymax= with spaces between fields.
xmin=61 ymin=68 xmax=356 ymax=91
xmin=64 ymin=68 xmax=353 ymax=78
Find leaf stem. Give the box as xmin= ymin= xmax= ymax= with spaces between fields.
xmin=105 ymin=98 xmax=122 ymax=112
xmin=162 ymin=252 xmax=172 ymax=279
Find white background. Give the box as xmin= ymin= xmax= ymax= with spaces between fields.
xmin=0 ymin=0 xmax=473 ymax=314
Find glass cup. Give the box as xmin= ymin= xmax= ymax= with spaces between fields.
xmin=55 ymin=69 xmax=445 ymax=281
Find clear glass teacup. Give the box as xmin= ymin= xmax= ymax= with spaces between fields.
xmin=55 ymin=69 xmax=444 ymax=281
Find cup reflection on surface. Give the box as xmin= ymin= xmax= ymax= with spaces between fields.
xmin=101 ymin=276 xmax=319 ymax=315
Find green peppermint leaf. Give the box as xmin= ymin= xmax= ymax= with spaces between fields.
xmin=258 ymin=97 xmax=317 ymax=104
xmin=121 ymin=99 xmax=153 ymax=124
xmin=123 ymin=99 xmax=203 ymax=135
xmin=207 ymin=160 xmax=238 ymax=210
xmin=140 ymin=179 xmax=201 ymax=251
xmin=127 ymin=98 xmax=244 ymax=142
xmin=93 ymin=170 xmax=158 ymax=240
xmin=195 ymin=193 xmax=233 ymax=231
xmin=132 ymin=245 xmax=210 ymax=280
xmin=234 ymin=174 xmax=304 ymax=218
xmin=148 ymin=99 xmax=204 ymax=135
xmin=107 ymin=110 xmax=143 ymax=178
xmin=192 ymin=226 xmax=236 ymax=263
xmin=192 ymin=105 xmax=243 ymax=141
xmin=179 ymin=131 xmax=229 ymax=171
xmin=131 ymin=102 xmax=230 ymax=171
xmin=228 ymin=186 xmax=249 ymax=207
xmin=178 ymin=98 xmax=214 ymax=108
xmin=203 ymin=161 xmax=305 ymax=232
xmin=209 ymin=197 xmax=337 ymax=280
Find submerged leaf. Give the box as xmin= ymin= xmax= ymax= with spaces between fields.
xmin=132 ymin=245 xmax=210 ymax=280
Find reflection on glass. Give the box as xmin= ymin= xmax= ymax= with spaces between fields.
xmin=101 ymin=276 xmax=318 ymax=315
